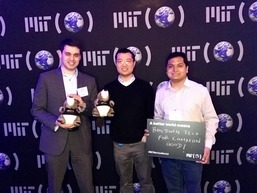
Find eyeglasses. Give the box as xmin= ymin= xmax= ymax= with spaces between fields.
xmin=116 ymin=59 xmax=134 ymax=65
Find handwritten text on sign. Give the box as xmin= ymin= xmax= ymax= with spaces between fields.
xmin=146 ymin=119 xmax=205 ymax=161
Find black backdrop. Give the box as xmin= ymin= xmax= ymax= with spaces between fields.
xmin=1 ymin=0 xmax=257 ymax=193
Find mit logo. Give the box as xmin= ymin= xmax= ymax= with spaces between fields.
xmin=82 ymin=50 xmax=110 ymax=66
xmin=206 ymin=6 xmax=236 ymax=23
xmin=24 ymin=16 xmax=51 ymax=32
xmin=0 ymin=54 xmax=22 ymax=69
xmin=3 ymin=122 xmax=29 ymax=136
xmin=113 ymin=11 xmax=142 ymax=28
xmin=206 ymin=80 xmax=235 ymax=96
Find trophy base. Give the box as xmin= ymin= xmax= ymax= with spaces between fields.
xmin=96 ymin=105 xmax=110 ymax=117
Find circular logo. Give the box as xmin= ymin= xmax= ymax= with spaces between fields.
xmin=64 ymin=12 xmax=84 ymax=33
xmin=213 ymin=41 xmax=234 ymax=62
xmin=217 ymin=113 xmax=233 ymax=133
xmin=246 ymin=146 xmax=257 ymax=164
xmin=248 ymin=76 xmax=257 ymax=96
xmin=35 ymin=50 xmax=54 ymax=70
xmin=249 ymin=2 xmax=257 ymax=22
xmin=0 ymin=153 xmax=11 ymax=170
xmin=127 ymin=46 xmax=142 ymax=64
xmin=154 ymin=6 xmax=175 ymax=28
xmin=213 ymin=180 xmax=231 ymax=193
xmin=133 ymin=183 xmax=141 ymax=193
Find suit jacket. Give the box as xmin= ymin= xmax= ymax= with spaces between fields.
xmin=31 ymin=68 xmax=97 ymax=155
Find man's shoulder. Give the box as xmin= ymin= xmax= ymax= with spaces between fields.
xmin=135 ymin=78 xmax=152 ymax=87
xmin=189 ymin=79 xmax=206 ymax=89
xmin=135 ymin=78 xmax=147 ymax=83
xmin=78 ymin=71 xmax=95 ymax=80
xmin=104 ymin=79 xmax=118 ymax=87
xmin=188 ymin=79 xmax=209 ymax=94
xmin=40 ymin=68 xmax=60 ymax=77
xmin=156 ymin=80 xmax=169 ymax=90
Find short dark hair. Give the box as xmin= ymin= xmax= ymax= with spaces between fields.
xmin=115 ymin=48 xmax=135 ymax=61
xmin=166 ymin=52 xmax=189 ymax=67
xmin=59 ymin=38 xmax=82 ymax=52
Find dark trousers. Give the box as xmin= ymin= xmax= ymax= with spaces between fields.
xmin=160 ymin=158 xmax=203 ymax=193
xmin=113 ymin=141 xmax=155 ymax=193
xmin=45 ymin=131 xmax=94 ymax=193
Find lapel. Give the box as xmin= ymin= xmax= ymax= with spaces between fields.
xmin=55 ymin=68 xmax=66 ymax=100
xmin=77 ymin=71 xmax=85 ymax=89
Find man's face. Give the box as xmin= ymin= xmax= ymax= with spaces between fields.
xmin=115 ymin=52 xmax=135 ymax=78
xmin=59 ymin=45 xmax=81 ymax=72
xmin=166 ymin=56 xmax=188 ymax=82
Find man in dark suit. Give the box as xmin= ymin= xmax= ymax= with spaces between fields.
xmin=31 ymin=38 xmax=97 ymax=193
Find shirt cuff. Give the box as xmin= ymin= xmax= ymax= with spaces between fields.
xmin=205 ymin=139 xmax=214 ymax=149
xmin=54 ymin=125 xmax=59 ymax=132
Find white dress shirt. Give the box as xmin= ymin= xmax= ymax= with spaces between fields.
xmin=62 ymin=68 xmax=78 ymax=96
xmin=154 ymin=77 xmax=218 ymax=149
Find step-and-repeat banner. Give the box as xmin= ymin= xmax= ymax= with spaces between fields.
xmin=1 ymin=0 xmax=257 ymax=192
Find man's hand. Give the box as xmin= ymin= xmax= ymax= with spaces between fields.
xmin=197 ymin=147 xmax=211 ymax=164
xmin=144 ymin=129 xmax=150 ymax=137
xmin=141 ymin=129 xmax=150 ymax=142
xmin=55 ymin=119 xmax=76 ymax=130
xmin=69 ymin=94 xmax=86 ymax=108
xmin=92 ymin=107 xmax=100 ymax=117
